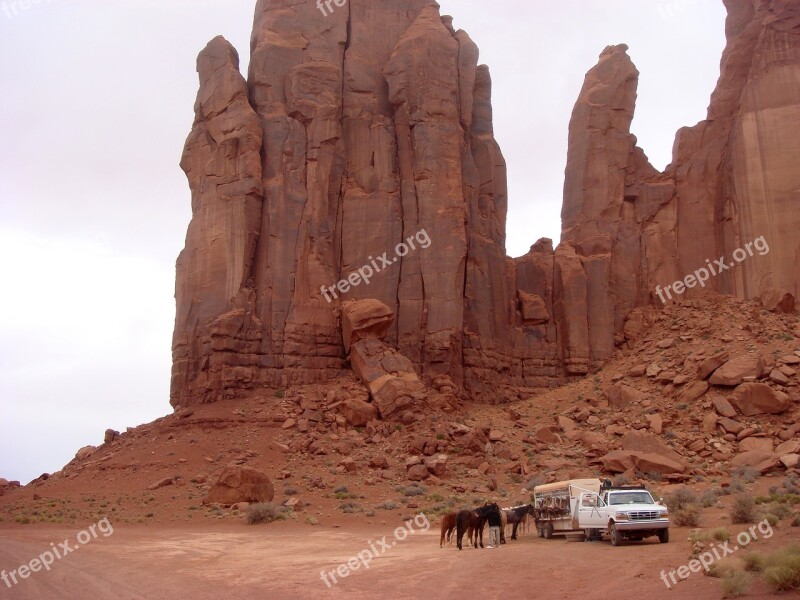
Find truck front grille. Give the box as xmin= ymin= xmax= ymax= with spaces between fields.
xmin=628 ymin=511 xmax=662 ymax=520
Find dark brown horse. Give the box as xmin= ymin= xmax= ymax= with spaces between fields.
xmin=440 ymin=511 xmax=457 ymax=547
xmin=504 ymin=504 xmax=535 ymax=540
xmin=456 ymin=503 xmax=501 ymax=550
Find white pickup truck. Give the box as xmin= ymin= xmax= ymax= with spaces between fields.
xmin=533 ymin=479 xmax=670 ymax=546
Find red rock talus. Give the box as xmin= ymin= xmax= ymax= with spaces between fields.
xmin=172 ymin=0 xmax=799 ymax=408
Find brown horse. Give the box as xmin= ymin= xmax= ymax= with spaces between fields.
xmin=456 ymin=503 xmax=501 ymax=550
xmin=440 ymin=512 xmax=457 ymax=547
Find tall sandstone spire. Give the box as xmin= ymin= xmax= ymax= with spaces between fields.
xmin=171 ymin=0 xmax=800 ymax=408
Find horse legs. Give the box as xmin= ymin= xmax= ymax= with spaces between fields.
xmin=456 ymin=520 xmax=465 ymax=550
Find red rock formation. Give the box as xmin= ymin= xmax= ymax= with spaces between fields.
xmin=172 ymin=0 xmax=800 ymax=408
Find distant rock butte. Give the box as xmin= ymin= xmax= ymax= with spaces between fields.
xmin=171 ymin=0 xmax=800 ymax=408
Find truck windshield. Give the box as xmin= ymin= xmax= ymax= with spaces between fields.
xmin=608 ymin=492 xmax=654 ymax=505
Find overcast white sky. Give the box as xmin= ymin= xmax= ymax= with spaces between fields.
xmin=0 ymin=0 xmax=726 ymax=483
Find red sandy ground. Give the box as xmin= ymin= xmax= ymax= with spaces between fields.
xmin=0 ymin=499 xmax=797 ymax=600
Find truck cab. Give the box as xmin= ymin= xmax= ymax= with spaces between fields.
xmin=580 ymin=484 xmax=670 ymax=546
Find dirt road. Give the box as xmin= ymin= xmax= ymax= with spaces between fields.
xmin=2 ymin=520 xmax=787 ymax=600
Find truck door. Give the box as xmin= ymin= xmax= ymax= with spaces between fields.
xmin=578 ymin=492 xmax=607 ymax=529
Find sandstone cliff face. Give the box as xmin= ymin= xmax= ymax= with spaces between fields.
xmin=172 ymin=0 xmax=799 ymax=408
xmin=558 ymin=0 xmax=800 ymax=378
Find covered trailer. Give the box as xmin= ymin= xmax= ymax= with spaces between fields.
xmin=532 ymin=478 xmax=602 ymax=539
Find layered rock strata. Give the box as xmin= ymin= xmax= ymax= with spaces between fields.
xmin=171 ymin=0 xmax=800 ymax=408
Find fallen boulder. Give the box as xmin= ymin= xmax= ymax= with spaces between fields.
xmin=338 ymin=398 xmax=378 ymax=427
xmin=600 ymin=450 xmax=684 ymax=475
xmin=607 ymin=383 xmax=644 ymax=408
xmin=709 ymin=355 xmax=765 ymax=386
xmin=203 ymin=466 xmax=274 ymax=507
xmin=759 ymin=288 xmax=796 ymax=313
xmin=729 ymin=383 xmax=790 ymax=416
xmin=730 ymin=451 xmax=781 ymax=474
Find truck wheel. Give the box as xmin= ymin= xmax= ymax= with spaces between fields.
xmin=610 ymin=523 xmax=623 ymax=546
xmin=543 ymin=522 xmax=554 ymax=539
xmin=537 ymin=524 xmax=544 ymax=538
xmin=658 ymin=528 xmax=669 ymax=544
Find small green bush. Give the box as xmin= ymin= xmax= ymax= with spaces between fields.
xmin=742 ymin=552 xmax=765 ymax=573
xmin=761 ymin=544 xmax=800 ymax=592
xmin=710 ymin=527 xmax=730 ymax=542
xmin=761 ymin=513 xmax=780 ymax=528
xmin=721 ymin=570 xmax=750 ymax=598
xmin=705 ymin=562 xmax=734 ymax=579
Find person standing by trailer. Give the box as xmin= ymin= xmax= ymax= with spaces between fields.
xmin=486 ymin=506 xmax=502 ymax=548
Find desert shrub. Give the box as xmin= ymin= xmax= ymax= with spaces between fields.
xmin=791 ymin=515 xmax=800 ymax=527
xmin=334 ymin=486 xmax=349 ymax=494
xmin=284 ymin=487 xmax=298 ymax=496
xmin=339 ymin=502 xmax=363 ymax=514
xmin=742 ymin=552 xmax=765 ymax=573
xmin=690 ymin=530 xmax=710 ymax=544
xmin=401 ymin=485 xmax=426 ymax=497
xmin=700 ymin=488 xmax=721 ymax=508
xmin=665 ymin=487 xmax=698 ymax=512
xmin=376 ymin=501 xmax=400 ymax=510
xmin=274 ymin=388 xmax=285 ymax=398
xmin=761 ymin=544 xmax=800 ymax=592
xmin=732 ymin=466 xmax=760 ymax=485
xmin=763 ymin=562 xmax=800 ymax=591
xmin=305 ymin=516 xmax=319 ymax=525
xmin=761 ymin=513 xmax=780 ymax=528
xmin=722 ymin=478 xmax=746 ymax=495
xmin=672 ymin=506 xmax=701 ymax=527
xmin=730 ymin=494 xmax=756 ymax=524
xmin=705 ymin=562 xmax=734 ymax=578
xmin=765 ymin=502 xmax=792 ymax=520
xmin=246 ymin=503 xmax=289 ymax=525
xmin=721 ymin=570 xmax=751 ymax=598
xmin=710 ymin=527 xmax=730 ymax=542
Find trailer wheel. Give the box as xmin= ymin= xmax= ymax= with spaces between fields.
xmin=537 ymin=524 xmax=544 ymax=538
xmin=610 ymin=523 xmax=623 ymax=546
xmin=658 ymin=528 xmax=669 ymax=544
xmin=542 ymin=522 xmax=554 ymax=539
